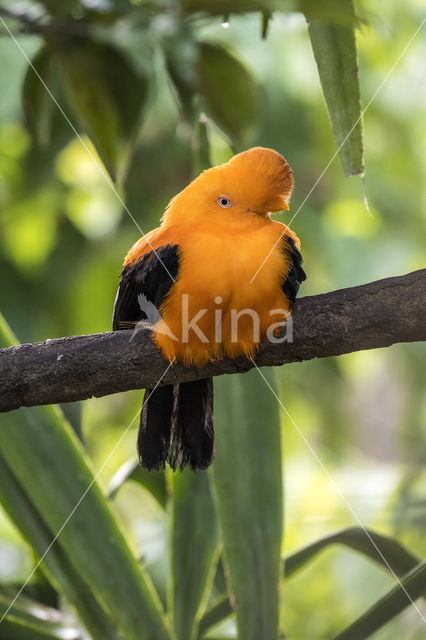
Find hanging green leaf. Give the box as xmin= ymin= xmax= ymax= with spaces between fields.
xmin=170 ymin=469 xmax=219 ymax=640
xmin=261 ymin=10 xmax=271 ymax=39
xmin=333 ymin=562 xmax=426 ymax=640
xmin=54 ymin=38 xmax=149 ymax=181
xmin=305 ymin=0 xmax=364 ymax=176
xmin=22 ymin=46 xmax=54 ymax=148
xmin=192 ymin=114 xmax=212 ymax=176
xmin=211 ymin=368 xmax=283 ymax=640
xmin=166 ymin=39 xmax=259 ymax=146
xmin=164 ymin=39 xmax=198 ymax=122
xmin=197 ymin=42 xmax=259 ymax=149
xmin=301 ymin=0 xmax=363 ymax=25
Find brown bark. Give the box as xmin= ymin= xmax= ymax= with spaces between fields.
xmin=0 ymin=270 xmax=425 ymax=413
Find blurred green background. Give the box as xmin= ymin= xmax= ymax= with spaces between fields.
xmin=0 ymin=0 xmax=425 ymax=638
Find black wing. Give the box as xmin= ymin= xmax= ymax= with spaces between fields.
xmin=114 ymin=243 xmax=214 ymax=472
xmin=113 ymin=244 xmax=180 ymax=330
xmin=281 ymin=235 xmax=306 ymax=303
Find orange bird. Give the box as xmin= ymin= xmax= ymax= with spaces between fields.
xmin=113 ymin=147 xmax=305 ymax=470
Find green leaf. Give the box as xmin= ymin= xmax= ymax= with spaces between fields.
xmin=261 ymin=10 xmax=271 ymax=39
xmin=0 ymin=589 xmax=79 ymax=640
xmin=36 ymin=1 xmax=80 ymax=16
xmin=54 ymin=38 xmax=149 ymax=181
xmin=301 ymin=0 xmax=364 ymax=25
xmin=284 ymin=526 xmax=420 ymax=579
xmin=0 ymin=314 xmax=172 ymax=640
xmin=0 ymin=408 xmax=172 ymax=640
xmin=0 ymin=586 xmax=62 ymax=625
xmin=108 ymin=458 xmax=167 ymax=508
xmin=22 ymin=46 xmax=54 ymax=148
xmin=21 ymin=571 xmax=58 ymax=610
xmin=164 ymin=40 xmax=198 ymax=122
xmin=60 ymin=401 xmax=83 ymax=441
xmin=333 ymin=562 xmax=426 ymax=640
xmin=192 ymin=115 xmax=212 ymax=176
xmin=170 ymin=469 xmax=219 ymax=640
xmin=306 ymin=0 xmax=364 ymax=176
xmin=198 ymin=526 xmax=421 ymax=636
xmin=0 ymin=312 xmax=19 ymax=346
xmin=211 ymin=368 xmax=283 ymax=640
xmin=197 ymin=42 xmax=259 ymax=149
xmin=0 ymin=618 xmax=71 ymax=640
xmin=180 ymin=0 xmax=363 ymax=19
xmin=166 ymin=40 xmax=259 ymax=147
xmin=197 ymin=594 xmax=232 ymax=638
xmin=181 ymin=1 xmax=275 ymax=15
xmin=0 ymin=454 xmax=123 ymax=640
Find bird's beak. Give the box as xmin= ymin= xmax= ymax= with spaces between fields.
xmin=269 ymin=194 xmax=290 ymax=212
xmin=249 ymin=195 xmax=290 ymax=216
xmin=258 ymin=194 xmax=289 ymax=214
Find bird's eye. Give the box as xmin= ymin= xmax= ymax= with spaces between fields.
xmin=217 ymin=196 xmax=231 ymax=208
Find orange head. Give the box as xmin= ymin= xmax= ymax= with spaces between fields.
xmin=163 ymin=147 xmax=294 ymax=226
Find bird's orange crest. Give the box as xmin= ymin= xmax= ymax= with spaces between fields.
xmin=163 ymin=146 xmax=294 ymax=225
xmin=224 ymin=147 xmax=294 ymax=212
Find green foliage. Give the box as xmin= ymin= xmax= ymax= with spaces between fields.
xmin=197 ymin=42 xmax=260 ymax=149
xmin=54 ymin=38 xmax=150 ymax=181
xmin=284 ymin=526 xmax=421 ymax=578
xmin=0 ymin=453 xmax=124 ymax=640
xmin=170 ymin=470 xmax=219 ymax=640
xmin=22 ymin=46 xmax=53 ymax=148
xmin=306 ymin=0 xmax=364 ymax=175
xmin=3 ymin=0 xmax=363 ymax=176
xmin=334 ymin=562 xmax=426 ymax=640
xmin=0 ymin=1 xmax=425 ymax=639
xmin=108 ymin=458 xmax=168 ymax=508
xmin=165 ymin=40 xmax=259 ymax=148
xmin=0 ymin=587 xmax=80 ymax=640
xmin=212 ymin=369 xmax=283 ymax=639
xmin=0 ymin=317 xmax=172 ymax=640
xmin=197 ymin=524 xmax=423 ymax=634
xmin=0 ymin=408 xmax=172 ymax=640
xmin=192 ymin=116 xmax=212 ymax=175
xmin=0 ymin=619 xmax=73 ymax=640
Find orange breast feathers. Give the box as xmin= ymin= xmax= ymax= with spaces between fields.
xmin=119 ymin=147 xmax=305 ymax=367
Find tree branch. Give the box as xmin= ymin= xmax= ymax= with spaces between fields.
xmin=0 ymin=6 xmax=91 ymax=37
xmin=1 ymin=270 xmax=425 ymax=413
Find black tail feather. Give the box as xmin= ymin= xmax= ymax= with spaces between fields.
xmin=173 ymin=378 xmax=215 ymax=470
xmin=138 ymin=384 xmax=174 ymax=470
xmin=137 ymin=378 xmax=215 ymax=471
